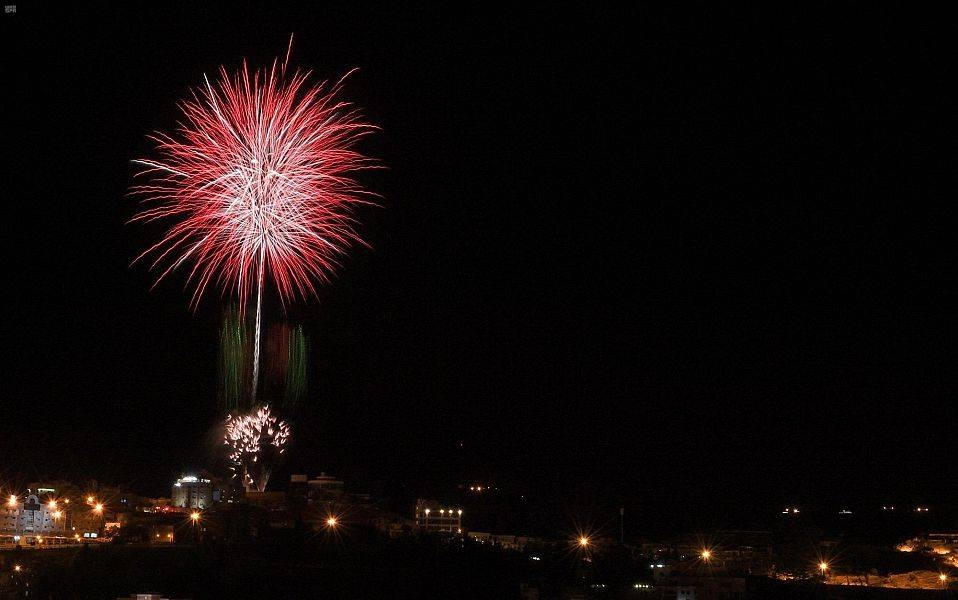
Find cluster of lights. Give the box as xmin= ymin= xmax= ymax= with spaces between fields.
xmin=633 ymin=583 xmax=651 ymax=589
xmin=838 ymin=509 xmax=853 ymax=515
xmin=915 ymin=506 xmax=930 ymax=513
xmin=649 ymin=563 xmax=665 ymax=568
xmin=5 ymin=492 xmax=93 ymax=517
xmin=782 ymin=507 xmax=800 ymax=514
xmin=175 ymin=475 xmax=212 ymax=488
xmin=421 ymin=508 xmax=463 ymax=517
xmin=882 ymin=505 xmax=896 ymax=511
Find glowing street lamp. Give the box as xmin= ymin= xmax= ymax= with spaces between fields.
xmin=820 ymin=562 xmax=829 ymax=576
xmin=7 ymin=495 xmax=17 ymax=508
xmin=86 ymin=496 xmax=95 ymax=504
xmin=190 ymin=512 xmax=200 ymax=524
xmin=47 ymin=499 xmax=57 ymax=510
xmin=326 ymin=516 xmax=338 ymax=527
xmin=53 ymin=510 xmax=63 ymax=520
xmin=13 ymin=565 xmax=21 ymax=572
xmin=93 ymin=503 xmax=104 ymax=514
xmin=701 ymin=549 xmax=712 ymax=561
xmin=579 ymin=536 xmax=590 ymax=548
xmin=941 ymin=573 xmax=948 ymax=584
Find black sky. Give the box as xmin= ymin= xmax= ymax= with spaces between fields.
xmin=1 ymin=5 xmax=954 ymax=530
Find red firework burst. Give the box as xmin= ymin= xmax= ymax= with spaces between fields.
xmin=131 ymin=59 xmax=378 ymax=310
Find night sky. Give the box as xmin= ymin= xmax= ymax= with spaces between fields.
xmin=2 ymin=6 xmax=954 ymax=532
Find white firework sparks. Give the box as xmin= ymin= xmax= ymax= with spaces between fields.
xmin=224 ymin=405 xmax=290 ymax=492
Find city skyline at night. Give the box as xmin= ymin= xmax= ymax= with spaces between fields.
xmin=1 ymin=8 xmax=955 ymax=598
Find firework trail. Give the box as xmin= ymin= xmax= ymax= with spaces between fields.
xmin=219 ymin=304 xmax=250 ymax=412
xmin=131 ymin=56 xmax=377 ymax=401
xmin=218 ymin=305 xmax=309 ymax=414
xmin=224 ymin=405 xmax=290 ymax=492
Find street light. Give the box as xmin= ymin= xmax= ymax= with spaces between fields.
xmin=579 ymin=536 xmax=590 ymax=548
xmin=190 ymin=512 xmax=200 ymax=524
xmin=326 ymin=516 xmax=338 ymax=527
xmin=701 ymin=549 xmax=711 ymax=561
xmin=820 ymin=562 xmax=829 ymax=577
xmin=941 ymin=573 xmax=949 ymax=584
xmin=7 ymin=495 xmax=17 ymax=508
xmin=93 ymin=503 xmax=104 ymax=514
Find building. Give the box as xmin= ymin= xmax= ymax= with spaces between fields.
xmin=172 ymin=475 xmax=213 ymax=509
xmin=307 ymin=472 xmax=345 ymax=501
xmin=415 ymin=499 xmax=463 ymax=533
xmin=289 ymin=474 xmax=309 ymax=501
xmin=1 ymin=492 xmax=68 ymax=543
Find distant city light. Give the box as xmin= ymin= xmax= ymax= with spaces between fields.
xmin=579 ymin=536 xmax=590 ymax=547
xmin=48 ymin=499 xmax=57 ymax=510
xmin=13 ymin=565 xmax=21 ymax=572
xmin=941 ymin=573 xmax=948 ymax=583
xmin=190 ymin=512 xmax=200 ymax=523
xmin=94 ymin=503 xmax=104 ymax=513
xmin=7 ymin=495 xmax=16 ymax=507
xmin=86 ymin=496 xmax=95 ymax=504
xmin=326 ymin=516 xmax=338 ymax=527
xmin=819 ymin=562 xmax=829 ymax=572
xmin=53 ymin=510 xmax=62 ymax=519
xmin=701 ymin=550 xmax=711 ymax=560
